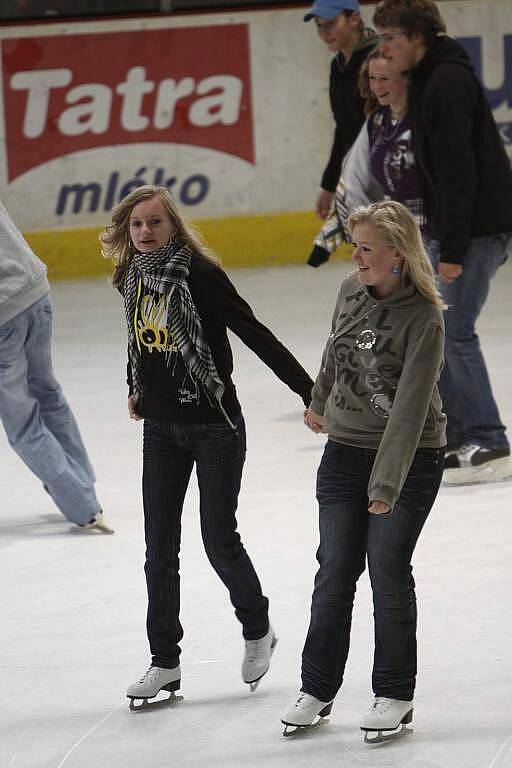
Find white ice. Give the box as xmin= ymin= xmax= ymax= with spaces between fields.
xmin=1 ymin=259 xmax=512 ymax=768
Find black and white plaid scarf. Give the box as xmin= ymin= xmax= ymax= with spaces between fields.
xmin=123 ymin=238 xmax=235 ymax=428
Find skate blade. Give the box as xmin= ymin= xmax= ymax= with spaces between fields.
xmin=245 ymin=636 xmax=278 ymax=693
xmin=128 ymin=691 xmax=183 ymax=711
xmin=362 ymin=724 xmax=413 ymax=744
xmin=282 ymin=716 xmax=330 ymax=737
xmin=442 ymin=457 xmax=512 ymax=487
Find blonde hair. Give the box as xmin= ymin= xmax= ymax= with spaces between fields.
xmin=100 ymin=185 xmax=219 ymax=288
xmin=348 ymin=200 xmax=444 ymax=308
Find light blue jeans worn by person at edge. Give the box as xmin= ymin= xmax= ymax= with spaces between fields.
xmin=0 ymin=293 xmax=101 ymax=525
xmin=427 ymin=234 xmax=511 ymax=451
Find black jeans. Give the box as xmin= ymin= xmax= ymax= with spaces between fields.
xmin=301 ymin=441 xmax=444 ymax=703
xmin=142 ymin=414 xmax=269 ymax=668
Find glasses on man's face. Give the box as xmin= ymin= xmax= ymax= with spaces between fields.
xmin=377 ymin=31 xmax=407 ymax=44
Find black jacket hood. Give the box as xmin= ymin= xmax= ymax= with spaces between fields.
xmin=410 ymin=35 xmax=475 ymax=91
xmin=407 ymin=35 xmax=512 ymax=262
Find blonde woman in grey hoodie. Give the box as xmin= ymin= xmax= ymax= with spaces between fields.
xmin=0 ymin=200 xmax=112 ymax=533
xmin=282 ymin=201 xmax=446 ymax=741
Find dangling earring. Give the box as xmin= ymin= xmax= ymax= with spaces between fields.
xmin=391 ymin=262 xmax=401 ymax=275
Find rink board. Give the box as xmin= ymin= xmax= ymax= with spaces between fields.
xmin=0 ymin=0 xmax=510 ymax=276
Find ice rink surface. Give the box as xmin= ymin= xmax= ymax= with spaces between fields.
xmin=2 ymin=258 xmax=512 ymax=768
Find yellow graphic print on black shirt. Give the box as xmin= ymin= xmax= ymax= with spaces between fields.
xmin=136 ymin=293 xmax=200 ymax=406
xmin=137 ymin=294 xmax=177 ymax=354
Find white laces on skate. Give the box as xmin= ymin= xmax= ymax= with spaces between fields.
xmin=372 ymin=697 xmax=394 ymax=713
xmin=244 ymin=636 xmax=268 ymax=662
xmin=293 ymin=693 xmax=317 ymax=710
xmin=138 ymin=666 xmax=160 ymax=684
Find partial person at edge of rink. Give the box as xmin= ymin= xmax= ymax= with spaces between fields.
xmin=0 ymin=198 xmax=112 ymax=533
xmin=282 ymin=201 xmax=446 ymax=742
xmin=100 ymin=184 xmax=314 ymax=708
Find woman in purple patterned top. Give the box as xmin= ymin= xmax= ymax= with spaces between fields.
xmin=310 ymin=52 xmax=426 ymax=264
xmin=367 ymin=55 xmax=425 ymax=229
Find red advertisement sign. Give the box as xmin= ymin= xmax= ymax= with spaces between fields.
xmin=2 ymin=24 xmax=254 ymax=181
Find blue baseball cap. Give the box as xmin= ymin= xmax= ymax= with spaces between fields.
xmin=304 ymin=0 xmax=360 ymax=21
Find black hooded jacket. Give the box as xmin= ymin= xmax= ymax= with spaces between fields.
xmin=408 ymin=36 xmax=512 ymax=264
xmin=321 ymin=32 xmax=377 ymax=192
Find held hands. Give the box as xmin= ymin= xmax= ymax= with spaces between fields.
xmin=315 ymin=189 xmax=334 ymax=220
xmin=128 ymin=395 xmax=143 ymax=421
xmin=438 ymin=262 xmax=463 ymax=283
xmin=304 ymin=407 xmax=389 ymax=513
xmin=304 ymin=408 xmax=324 ymax=433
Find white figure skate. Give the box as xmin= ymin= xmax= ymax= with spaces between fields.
xmin=360 ymin=697 xmax=413 ymax=743
xmin=126 ymin=665 xmax=182 ymax=711
xmin=75 ymin=511 xmax=114 ymax=534
xmin=242 ymin=625 xmax=277 ymax=692
xmin=281 ymin=692 xmax=333 ymax=736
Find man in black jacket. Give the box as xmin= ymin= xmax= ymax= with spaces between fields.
xmin=304 ymin=0 xmax=376 ymax=235
xmin=373 ymin=0 xmax=512 ymax=483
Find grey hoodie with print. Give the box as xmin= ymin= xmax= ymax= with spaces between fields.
xmin=0 ymin=200 xmax=50 ymax=326
xmin=311 ymin=273 xmax=446 ymax=508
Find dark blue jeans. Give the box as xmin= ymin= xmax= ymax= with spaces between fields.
xmin=427 ymin=235 xmax=510 ymax=450
xmin=142 ymin=414 xmax=269 ymax=668
xmin=301 ymin=441 xmax=444 ymax=703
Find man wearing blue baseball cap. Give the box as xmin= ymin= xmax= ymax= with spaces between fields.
xmin=304 ymin=0 xmax=361 ymax=22
xmin=304 ymin=0 xmax=376 ymax=258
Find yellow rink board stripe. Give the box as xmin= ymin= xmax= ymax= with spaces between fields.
xmin=23 ymin=210 xmax=352 ymax=280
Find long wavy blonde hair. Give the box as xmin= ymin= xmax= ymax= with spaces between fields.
xmin=100 ymin=185 xmax=219 ymax=288
xmin=348 ymin=201 xmax=444 ymax=308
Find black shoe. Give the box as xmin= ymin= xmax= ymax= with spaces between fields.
xmin=307 ymin=246 xmax=330 ymax=268
xmin=444 ymin=444 xmax=510 ymax=469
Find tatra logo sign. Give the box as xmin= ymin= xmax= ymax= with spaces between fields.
xmin=2 ymin=25 xmax=255 ymax=181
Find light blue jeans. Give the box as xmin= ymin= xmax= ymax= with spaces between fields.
xmin=427 ymin=234 xmax=510 ymax=450
xmin=0 ymin=293 xmax=101 ymax=524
